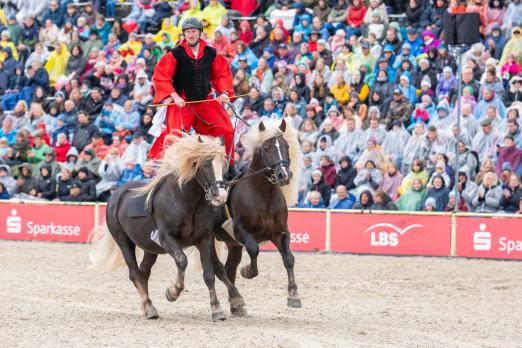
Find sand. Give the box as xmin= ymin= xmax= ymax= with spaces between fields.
xmin=1 ymin=240 xmax=522 ymax=347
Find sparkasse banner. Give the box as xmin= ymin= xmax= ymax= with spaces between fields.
xmin=330 ymin=212 xmax=452 ymax=256
xmin=260 ymin=210 xmax=327 ymax=252
xmin=456 ymin=216 xmax=522 ymax=259
xmin=0 ymin=203 xmax=95 ymax=243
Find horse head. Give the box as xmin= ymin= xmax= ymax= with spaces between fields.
xmin=194 ymin=136 xmax=228 ymax=206
xmin=258 ymin=119 xmax=293 ymax=186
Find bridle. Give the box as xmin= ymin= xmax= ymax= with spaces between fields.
xmin=194 ymin=159 xmax=227 ymax=202
xmin=229 ymin=135 xmax=291 ymax=186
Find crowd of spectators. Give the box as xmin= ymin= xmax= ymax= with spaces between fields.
xmin=0 ymin=0 xmax=522 ymax=214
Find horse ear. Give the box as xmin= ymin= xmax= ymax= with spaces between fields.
xmin=259 ymin=121 xmax=266 ymax=132
xmin=198 ymin=136 xmax=203 ymax=143
xmin=219 ymin=135 xmax=225 ymax=146
xmin=279 ymin=118 xmax=287 ymax=132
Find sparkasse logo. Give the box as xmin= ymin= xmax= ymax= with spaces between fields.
xmin=6 ymin=209 xmax=22 ymax=234
xmin=473 ymin=224 xmax=491 ymax=251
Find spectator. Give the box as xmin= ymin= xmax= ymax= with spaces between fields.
xmin=379 ymin=162 xmax=403 ymax=201
xmin=118 ymin=160 xmax=143 ymax=187
xmin=472 ymin=172 xmax=503 ymax=213
xmin=35 ymin=165 xmax=56 ymax=200
xmin=0 ymin=182 xmax=10 ymax=199
xmin=72 ymin=110 xmax=99 ymax=152
xmin=353 ymin=190 xmax=373 ymax=210
xmin=330 ymin=185 xmax=356 ymax=209
xmin=0 ymin=164 xmax=16 ymax=196
xmin=15 ymin=163 xmax=36 ymax=197
xmin=354 ymin=159 xmax=383 ymax=196
xmin=426 ymin=174 xmax=450 ymax=211
xmin=371 ymin=191 xmax=398 ymax=210
xmin=309 ymin=170 xmax=331 ymax=207
xmin=36 ymin=148 xmax=60 ymax=179
xmin=458 ymin=167 xmax=479 ymax=210
xmin=304 ymin=190 xmax=326 ymax=208
xmin=500 ymin=174 xmax=522 ymax=213
xmin=496 ymin=135 xmax=522 ymax=177
xmin=318 ymin=155 xmax=336 ymax=188
xmin=56 ymin=167 xmax=74 ymax=201
xmin=396 ymin=179 xmax=427 ymax=211
xmin=335 ymin=155 xmax=357 ymax=190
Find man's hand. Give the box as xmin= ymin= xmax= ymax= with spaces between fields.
xmin=171 ymin=93 xmax=185 ymax=107
xmin=217 ymin=93 xmax=230 ymax=104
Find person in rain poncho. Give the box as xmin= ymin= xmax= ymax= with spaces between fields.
xmin=471 ymin=118 xmax=501 ymax=163
xmin=396 ymin=178 xmax=427 ymax=211
xmin=401 ymin=122 xmax=426 ymax=174
xmin=334 ymin=117 xmax=363 ymax=163
xmin=429 ymin=99 xmax=454 ymax=134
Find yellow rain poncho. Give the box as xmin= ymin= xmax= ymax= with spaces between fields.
xmin=154 ymin=18 xmax=179 ymax=45
xmin=44 ymin=44 xmax=70 ymax=87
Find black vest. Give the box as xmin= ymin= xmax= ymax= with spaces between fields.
xmin=170 ymin=44 xmax=216 ymax=101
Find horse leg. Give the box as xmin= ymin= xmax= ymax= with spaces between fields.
xmin=138 ymin=252 xmax=159 ymax=319
xmin=224 ymin=244 xmax=243 ymax=284
xmin=272 ymin=231 xmax=302 ymax=308
xmin=161 ymin=233 xmax=188 ymax=303
xmin=235 ymin=225 xmax=260 ymax=279
xmin=212 ymin=244 xmax=247 ymax=317
xmin=116 ymin=233 xmax=160 ymax=319
xmin=198 ymin=239 xmax=226 ymax=322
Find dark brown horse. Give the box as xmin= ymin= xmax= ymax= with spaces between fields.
xmin=216 ymin=119 xmax=303 ymax=308
xmin=90 ymin=135 xmax=246 ymax=321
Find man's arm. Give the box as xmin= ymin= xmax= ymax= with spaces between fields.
xmin=211 ymin=54 xmax=235 ymax=103
xmin=152 ymin=51 xmax=179 ymax=104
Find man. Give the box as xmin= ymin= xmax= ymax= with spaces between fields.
xmin=149 ymin=17 xmax=238 ymax=178
xmin=81 ymin=87 xmax=105 ymax=121
xmin=384 ymin=89 xmax=412 ymax=129
xmin=472 ymin=118 xmax=501 ymax=163
xmin=334 ymin=117 xmax=363 ymax=162
xmin=329 ymin=185 xmax=356 ymax=209
xmin=73 ymin=110 xmax=99 ymax=152
xmin=421 ymin=126 xmax=446 ymax=172
xmin=506 ymin=119 xmax=522 ymax=148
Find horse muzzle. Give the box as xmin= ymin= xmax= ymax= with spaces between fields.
xmin=210 ymin=187 xmax=228 ymax=206
xmin=275 ymin=166 xmax=292 ymax=186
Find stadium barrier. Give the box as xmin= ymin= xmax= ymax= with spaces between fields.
xmin=1 ymin=201 xmax=522 ymax=260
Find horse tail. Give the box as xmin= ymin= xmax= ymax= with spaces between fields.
xmin=185 ymin=239 xmax=228 ymax=273
xmin=88 ymin=223 xmax=125 ymax=272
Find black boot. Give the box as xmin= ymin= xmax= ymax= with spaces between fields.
xmin=226 ymin=163 xmax=241 ymax=181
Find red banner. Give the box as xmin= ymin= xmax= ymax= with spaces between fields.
xmin=0 ymin=203 xmax=95 ymax=243
xmin=456 ymin=216 xmax=522 ymax=259
xmin=260 ymin=210 xmax=327 ymax=252
xmin=330 ymin=213 xmax=451 ymax=256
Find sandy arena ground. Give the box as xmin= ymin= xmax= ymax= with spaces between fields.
xmin=2 ymin=241 xmax=522 ymax=347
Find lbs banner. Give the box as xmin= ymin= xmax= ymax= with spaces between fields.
xmin=260 ymin=210 xmax=327 ymax=252
xmin=329 ymin=212 xmax=452 ymax=256
xmin=0 ymin=203 xmax=95 ymax=243
xmin=456 ymin=216 xmax=522 ymax=260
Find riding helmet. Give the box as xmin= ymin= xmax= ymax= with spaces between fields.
xmin=182 ymin=17 xmax=203 ymax=31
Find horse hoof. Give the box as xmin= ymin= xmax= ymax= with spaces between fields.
xmin=145 ymin=307 xmax=159 ymax=320
xmin=287 ymin=297 xmax=302 ymax=308
xmin=165 ymin=287 xmax=179 ymax=302
xmin=211 ymin=310 xmax=227 ymax=322
xmin=231 ymin=306 xmax=248 ymax=317
xmin=229 ymin=295 xmax=246 ymax=308
xmin=240 ymin=266 xmax=257 ymax=279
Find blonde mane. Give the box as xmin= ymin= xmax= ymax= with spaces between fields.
xmin=243 ymin=118 xmax=301 ymax=206
xmin=137 ymin=134 xmax=227 ymax=194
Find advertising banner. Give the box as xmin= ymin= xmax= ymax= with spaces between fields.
xmin=330 ymin=213 xmax=452 ymax=256
xmin=260 ymin=210 xmax=327 ymax=252
xmin=456 ymin=216 xmax=522 ymax=260
xmin=0 ymin=203 xmax=95 ymax=243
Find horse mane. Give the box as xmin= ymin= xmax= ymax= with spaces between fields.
xmin=136 ymin=134 xmax=226 ymax=195
xmin=243 ymin=118 xmax=301 ymax=207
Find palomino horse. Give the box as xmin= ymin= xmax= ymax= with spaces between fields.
xmin=217 ymin=119 xmax=303 ymax=308
xmin=90 ymin=135 xmax=246 ymax=321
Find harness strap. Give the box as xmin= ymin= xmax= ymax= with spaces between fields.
xmin=224 ymin=203 xmax=232 ymax=219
